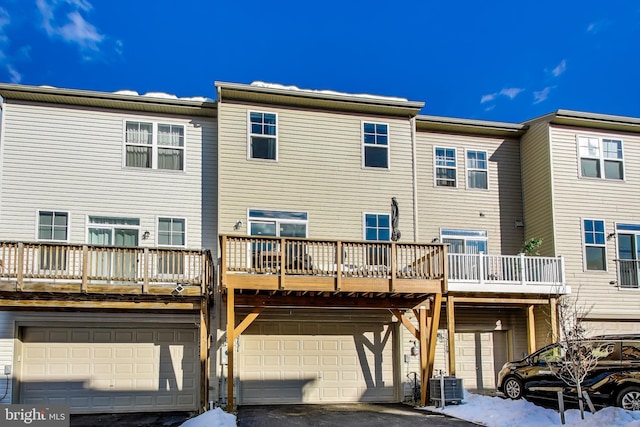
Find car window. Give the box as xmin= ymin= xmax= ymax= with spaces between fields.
xmin=536 ymin=345 xmax=565 ymax=364
xmin=622 ymin=341 xmax=640 ymax=361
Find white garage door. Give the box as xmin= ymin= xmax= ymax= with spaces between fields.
xmin=454 ymin=331 xmax=507 ymax=390
xmin=20 ymin=326 xmax=199 ymax=413
xmin=239 ymin=322 xmax=395 ymax=404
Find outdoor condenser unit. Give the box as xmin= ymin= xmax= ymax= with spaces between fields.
xmin=429 ymin=376 xmax=464 ymax=405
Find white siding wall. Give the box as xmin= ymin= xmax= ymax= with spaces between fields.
xmin=549 ymin=124 xmax=640 ymax=319
xmin=0 ymin=100 xmax=217 ymax=252
xmin=0 ymin=311 xmax=14 ymax=403
xmin=217 ymin=102 xmax=415 ymax=240
xmin=415 ymin=131 xmax=524 ymax=254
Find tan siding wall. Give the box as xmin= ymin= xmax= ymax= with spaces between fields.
xmin=415 ymin=131 xmax=523 ymax=254
xmin=520 ymin=121 xmax=555 ymax=256
xmin=217 ymin=102 xmax=415 ymax=240
xmin=549 ymin=124 xmax=640 ymax=319
xmin=0 ymin=101 xmax=217 ymax=252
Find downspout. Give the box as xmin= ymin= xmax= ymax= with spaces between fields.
xmin=410 ymin=116 xmax=419 ymax=242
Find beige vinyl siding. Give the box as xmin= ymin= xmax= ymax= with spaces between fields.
xmin=400 ymin=307 xmax=528 ymax=396
xmin=415 ymin=131 xmax=523 ymax=254
xmin=0 ymin=101 xmax=217 ymax=253
xmin=520 ymin=121 xmax=555 ymax=256
xmin=0 ymin=312 xmax=14 ymax=404
xmin=549 ymin=124 xmax=640 ymax=319
xmin=217 ymin=102 xmax=415 ymax=241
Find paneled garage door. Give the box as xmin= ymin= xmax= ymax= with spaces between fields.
xmin=20 ymin=326 xmax=199 ymax=413
xmin=239 ymin=321 xmax=395 ymax=404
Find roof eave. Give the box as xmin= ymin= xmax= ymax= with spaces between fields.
xmin=416 ymin=114 xmax=527 ymax=138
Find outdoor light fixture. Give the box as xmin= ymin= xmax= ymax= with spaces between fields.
xmin=142 ymin=231 xmax=150 ymax=240
xmin=234 ymin=220 xmax=243 ymax=230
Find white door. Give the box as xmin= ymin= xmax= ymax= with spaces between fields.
xmin=20 ymin=326 xmax=199 ymax=413
xmin=239 ymin=321 xmax=395 ymax=404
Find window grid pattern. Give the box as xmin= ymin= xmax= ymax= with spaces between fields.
xmin=466 ymin=150 xmax=488 ymax=189
xmin=249 ymin=112 xmax=277 ymax=160
xmin=578 ymin=136 xmax=624 ymax=180
xmin=363 ymin=122 xmax=389 ymax=168
xmin=435 ymin=147 xmax=457 ymax=187
xmin=158 ymin=217 xmax=186 ymax=247
xmin=584 ymin=219 xmax=606 ymax=271
xmin=125 ymin=121 xmax=185 ymax=171
xmin=38 ymin=211 xmax=69 ymax=241
xmin=365 ymin=214 xmax=390 ymax=241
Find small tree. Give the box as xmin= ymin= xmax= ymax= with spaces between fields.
xmin=549 ymin=295 xmax=609 ymax=420
xmin=521 ymin=237 xmax=543 ymax=256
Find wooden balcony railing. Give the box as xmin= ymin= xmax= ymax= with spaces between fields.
xmin=220 ymin=235 xmax=447 ymax=294
xmin=448 ymin=253 xmax=567 ymax=293
xmin=0 ymin=241 xmax=213 ymax=295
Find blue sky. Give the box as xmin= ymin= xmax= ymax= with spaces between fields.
xmin=0 ymin=0 xmax=638 ymax=122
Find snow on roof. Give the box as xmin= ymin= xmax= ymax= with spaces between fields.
xmin=250 ymin=81 xmax=409 ymax=103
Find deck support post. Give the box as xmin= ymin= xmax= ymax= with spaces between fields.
xmin=446 ymin=295 xmax=456 ymax=376
xmin=526 ymin=304 xmax=536 ymax=354
xmin=549 ymin=297 xmax=559 ymax=343
xmin=199 ymin=299 xmax=210 ymax=412
xmin=419 ymin=304 xmax=428 ymax=406
xmin=425 ymin=293 xmax=442 ymax=405
xmin=226 ymin=289 xmax=235 ymax=412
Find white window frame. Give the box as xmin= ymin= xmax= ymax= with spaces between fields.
xmin=615 ymin=223 xmax=640 ymax=289
xmin=247 ymin=111 xmax=278 ymax=162
xmin=247 ymin=209 xmax=308 ymax=238
xmin=582 ymin=218 xmax=607 ymax=272
xmin=362 ymin=121 xmax=390 ymax=169
xmin=123 ymin=120 xmax=186 ymax=171
xmin=156 ymin=217 xmax=187 ymax=248
xmin=85 ymin=216 xmax=141 ymax=245
xmin=36 ymin=210 xmax=70 ymax=242
xmin=465 ymin=149 xmax=488 ymax=190
xmin=434 ymin=147 xmax=458 ymax=187
xmin=577 ymin=136 xmax=624 ymax=180
xmin=362 ymin=212 xmax=391 ymax=241
xmin=439 ymin=228 xmax=488 ymax=254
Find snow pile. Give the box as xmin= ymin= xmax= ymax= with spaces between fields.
xmin=250 ymin=81 xmax=409 ymax=103
xmin=424 ymin=392 xmax=640 ymax=427
xmin=179 ymin=408 xmax=236 ymax=427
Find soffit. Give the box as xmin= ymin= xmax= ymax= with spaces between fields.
xmin=0 ymin=84 xmax=217 ymax=117
xmin=416 ymin=115 xmax=527 ymax=138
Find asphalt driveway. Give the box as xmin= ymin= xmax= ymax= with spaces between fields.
xmin=236 ymin=403 xmax=479 ymax=426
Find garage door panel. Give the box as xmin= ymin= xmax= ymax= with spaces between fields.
xmin=20 ymin=326 xmax=198 ymax=413
xmin=240 ymin=322 xmax=394 ymax=404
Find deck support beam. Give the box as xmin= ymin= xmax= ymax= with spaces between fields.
xmin=526 ymin=304 xmax=536 ymax=354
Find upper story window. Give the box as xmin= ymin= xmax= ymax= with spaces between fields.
xmin=440 ymin=229 xmax=487 ymax=254
xmin=38 ymin=211 xmax=69 ymax=242
xmin=435 ymin=147 xmax=457 ymax=187
xmin=249 ymin=112 xmax=278 ymax=161
xmin=364 ymin=213 xmax=390 ymax=241
xmin=125 ymin=121 xmax=185 ymax=171
xmin=466 ymin=150 xmax=488 ymax=189
xmin=158 ymin=217 xmax=186 ymax=247
xmin=583 ymin=219 xmax=606 ymax=271
xmin=362 ymin=122 xmax=389 ymax=169
xmin=578 ymin=136 xmax=624 ymax=180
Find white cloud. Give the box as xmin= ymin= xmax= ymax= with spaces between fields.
xmin=533 ymin=86 xmax=553 ymax=104
xmin=552 ymin=59 xmax=567 ymax=77
xmin=480 ymin=87 xmax=524 ymax=104
xmin=7 ymin=64 xmax=21 ymax=83
xmin=36 ymin=0 xmax=105 ymax=53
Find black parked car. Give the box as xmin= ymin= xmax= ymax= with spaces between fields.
xmin=497 ymin=334 xmax=640 ymax=411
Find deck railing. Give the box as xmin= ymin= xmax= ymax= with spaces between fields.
xmin=615 ymin=259 xmax=640 ymax=289
xmin=221 ymin=235 xmax=446 ymax=282
xmin=448 ymin=253 xmax=565 ymax=287
xmin=0 ymin=241 xmax=213 ymax=293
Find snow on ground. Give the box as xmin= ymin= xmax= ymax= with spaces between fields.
xmin=425 ymin=391 xmax=640 ymax=427
xmin=179 ymin=407 xmax=236 ymax=427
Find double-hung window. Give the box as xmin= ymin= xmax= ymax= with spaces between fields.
xmin=364 ymin=213 xmax=390 ymax=266
xmin=435 ymin=147 xmax=457 ymax=187
xmin=125 ymin=121 xmax=185 ymax=170
xmin=578 ymin=136 xmax=624 ymax=180
xmin=248 ymin=112 xmax=277 ymax=161
xmin=466 ymin=150 xmax=488 ymax=189
xmin=583 ymin=219 xmax=606 ymax=271
xmin=363 ymin=122 xmax=389 ymax=168
xmin=37 ymin=210 xmax=69 ymax=271
xmin=157 ymin=217 xmax=186 ymax=274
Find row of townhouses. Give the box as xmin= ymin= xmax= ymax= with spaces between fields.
xmin=0 ymin=81 xmax=638 ymax=413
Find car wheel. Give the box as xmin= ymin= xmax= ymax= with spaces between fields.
xmin=503 ymin=377 xmax=523 ymax=400
xmin=617 ymin=386 xmax=640 ymax=411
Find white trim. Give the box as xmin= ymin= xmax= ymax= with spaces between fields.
xmin=156 ymin=216 xmax=188 ymax=248
xmin=122 ymin=119 xmax=186 ymax=171
xmin=362 ymin=212 xmax=391 ymax=241
xmin=464 ymin=148 xmax=489 ymax=190
xmin=35 ymin=209 xmax=70 ymax=243
xmin=247 ymin=110 xmax=279 ymax=162
xmin=246 ymin=208 xmax=308 ymax=238
xmin=85 ymin=215 xmax=142 ymax=246
xmin=581 ymin=217 xmax=608 ymax=273
xmin=361 ymin=120 xmax=390 ymax=169
xmin=439 ymin=227 xmax=488 ymax=253
xmin=433 ymin=146 xmax=458 ymax=188
xmin=576 ymin=135 xmax=625 ymax=181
